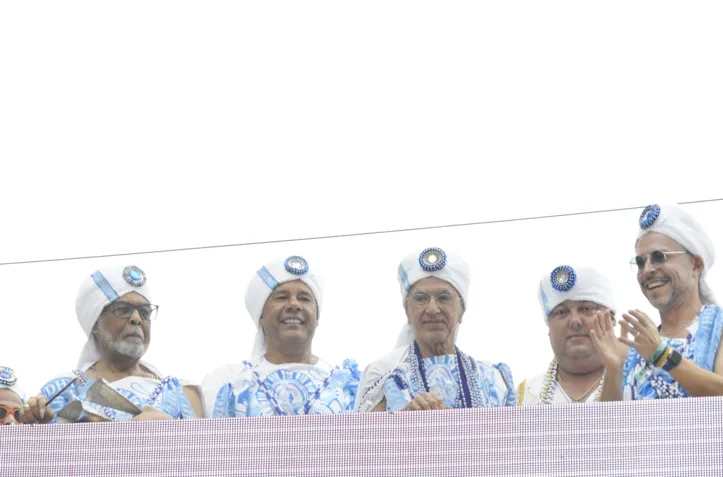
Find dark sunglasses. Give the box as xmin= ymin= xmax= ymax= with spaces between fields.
xmin=630 ymin=250 xmax=690 ymax=272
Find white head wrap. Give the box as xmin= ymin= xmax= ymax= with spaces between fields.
xmin=75 ymin=265 xmax=153 ymax=370
xmin=0 ymin=366 xmax=25 ymax=403
xmin=636 ymin=203 xmax=716 ymax=304
xmin=394 ymin=247 xmax=471 ymax=348
xmin=537 ymin=265 xmax=616 ymax=325
xmin=244 ymin=255 xmax=324 ymax=360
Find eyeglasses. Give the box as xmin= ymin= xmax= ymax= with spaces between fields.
xmin=630 ymin=250 xmax=690 ymax=272
xmin=107 ymin=301 xmax=159 ymax=322
xmin=407 ymin=292 xmax=459 ymax=308
xmin=0 ymin=405 xmax=21 ymax=423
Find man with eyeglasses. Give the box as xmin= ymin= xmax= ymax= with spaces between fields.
xmin=590 ymin=204 xmax=723 ymax=400
xmin=21 ymin=265 xmax=203 ymax=424
xmin=203 ymin=255 xmax=360 ymax=417
xmin=518 ymin=266 xmax=616 ymax=405
xmin=355 ymin=247 xmax=515 ymax=412
xmin=0 ymin=366 xmax=24 ymax=425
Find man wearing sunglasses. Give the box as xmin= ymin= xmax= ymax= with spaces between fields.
xmin=203 ymin=255 xmax=360 ymax=417
xmin=0 ymin=366 xmax=24 ymax=425
xmin=21 ymin=265 xmax=203 ymax=424
xmin=518 ymin=266 xmax=616 ymax=405
xmin=355 ymin=247 xmax=516 ymax=412
xmin=591 ymin=204 xmax=723 ymax=400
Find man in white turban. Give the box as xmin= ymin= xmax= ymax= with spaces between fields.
xmin=518 ymin=265 xmax=616 ymax=405
xmin=21 ymin=265 xmax=203 ymax=424
xmin=202 ymin=255 xmax=360 ymax=417
xmin=591 ymin=204 xmax=723 ymax=400
xmin=0 ymin=366 xmax=24 ymax=425
xmin=355 ymin=247 xmax=516 ymax=413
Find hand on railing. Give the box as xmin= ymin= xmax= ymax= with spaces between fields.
xmin=131 ymin=406 xmax=174 ymax=421
xmin=400 ymin=392 xmax=449 ymax=412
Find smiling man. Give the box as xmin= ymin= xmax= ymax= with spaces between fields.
xmin=355 ymin=247 xmax=515 ymax=413
xmin=591 ymin=204 xmax=723 ymax=400
xmin=22 ymin=265 xmax=203 ymax=424
xmin=203 ymin=255 xmax=360 ymax=417
xmin=518 ymin=265 xmax=616 ymax=405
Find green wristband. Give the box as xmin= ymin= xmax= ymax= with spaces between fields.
xmin=648 ymin=342 xmax=667 ymax=365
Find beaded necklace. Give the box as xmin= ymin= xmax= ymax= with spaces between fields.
xmin=538 ymin=360 xmax=603 ymax=405
xmin=394 ymin=342 xmax=483 ymax=408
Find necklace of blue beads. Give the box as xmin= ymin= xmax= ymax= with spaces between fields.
xmin=391 ymin=342 xmax=483 ymax=408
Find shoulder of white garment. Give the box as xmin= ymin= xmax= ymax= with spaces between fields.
xmin=201 ymin=363 xmax=254 ymax=415
xmin=354 ymin=347 xmax=408 ymax=412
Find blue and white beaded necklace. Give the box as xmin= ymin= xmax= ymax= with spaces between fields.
xmin=393 ymin=342 xmax=483 ymax=408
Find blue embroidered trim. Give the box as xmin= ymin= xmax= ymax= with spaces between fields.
xmin=256 ymin=266 xmax=279 ymax=290
xmin=494 ymin=362 xmax=517 ymax=406
xmin=90 ymin=271 xmax=120 ymax=303
xmin=692 ymin=305 xmax=723 ymax=370
xmin=539 ymin=283 xmax=550 ymax=316
xmin=398 ymin=264 xmax=411 ymax=292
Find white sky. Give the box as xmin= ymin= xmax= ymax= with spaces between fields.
xmin=1 ymin=2 xmax=721 ymax=397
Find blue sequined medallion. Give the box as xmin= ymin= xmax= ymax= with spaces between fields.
xmin=639 ymin=204 xmax=661 ymax=229
xmin=0 ymin=366 xmax=17 ymax=386
xmin=122 ymin=265 xmax=147 ymax=287
xmin=284 ymin=256 xmax=309 ymax=276
xmin=550 ymin=265 xmax=576 ymax=292
xmin=419 ymin=247 xmax=447 ymax=272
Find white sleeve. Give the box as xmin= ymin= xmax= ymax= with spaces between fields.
xmin=354 ymin=348 xmax=406 ymax=412
xmin=354 ymin=360 xmax=389 ymax=412
xmin=201 ymin=364 xmax=242 ymax=418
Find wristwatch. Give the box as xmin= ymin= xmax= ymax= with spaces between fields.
xmin=662 ymin=349 xmax=682 ymax=372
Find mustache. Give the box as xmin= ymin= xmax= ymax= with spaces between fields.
xmin=120 ymin=328 xmax=144 ymax=339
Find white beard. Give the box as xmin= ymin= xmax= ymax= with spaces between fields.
xmin=95 ymin=321 xmax=147 ymax=360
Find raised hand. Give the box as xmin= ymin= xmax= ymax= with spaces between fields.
xmin=620 ymin=309 xmax=663 ymax=361
xmin=589 ymin=310 xmax=631 ymax=371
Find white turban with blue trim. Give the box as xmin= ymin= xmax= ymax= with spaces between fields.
xmin=75 ymin=265 xmax=153 ymax=370
xmin=537 ymin=265 xmax=616 ymax=325
xmin=244 ymin=256 xmax=324 ymax=360
xmin=0 ymin=366 xmax=25 ymax=403
xmin=394 ymin=247 xmax=471 ymax=348
xmin=636 ymin=203 xmax=716 ymax=305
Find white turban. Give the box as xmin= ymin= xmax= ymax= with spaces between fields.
xmin=0 ymin=366 xmax=25 ymax=403
xmin=244 ymin=255 xmax=324 ymax=360
xmin=537 ymin=265 xmax=616 ymax=325
xmin=636 ymin=203 xmax=716 ymax=304
xmin=75 ymin=265 xmax=153 ymax=370
xmin=394 ymin=247 xmax=471 ymax=348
